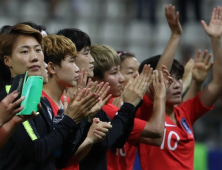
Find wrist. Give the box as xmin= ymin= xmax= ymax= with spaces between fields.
xmin=171 ymin=33 xmax=182 ymax=39
xmin=85 ymin=136 xmax=94 ymax=145
xmin=210 ymin=37 xmax=221 ymax=42
xmin=193 ymin=80 xmax=203 ymax=87
xmin=154 ymin=96 xmax=166 ymax=100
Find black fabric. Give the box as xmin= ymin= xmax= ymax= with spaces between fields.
xmin=0 ymin=97 xmax=80 ymax=170
xmin=0 ymin=74 xmax=90 ymax=170
xmin=79 ymin=102 xmax=136 ymax=170
xmin=56 ymin=118 xmax=91 ymax=169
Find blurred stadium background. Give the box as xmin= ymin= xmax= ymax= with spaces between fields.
xmin=1 ymin=0 xmax=222 ymax=169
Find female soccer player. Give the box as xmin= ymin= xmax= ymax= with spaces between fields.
xmin=137 ymin=6 xmax=222 ymax=170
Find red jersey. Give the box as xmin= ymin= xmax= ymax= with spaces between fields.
xmin=137 ymin=92 xmax=213 ymax=170
xmin=42 ymin=91 xmax=58 ymax=116
xmin=103 ymin=99 xmax=146 ymax=170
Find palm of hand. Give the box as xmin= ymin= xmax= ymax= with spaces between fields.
xmin=206 ymin=20 xmax=222 ymax=38
xmin=167 ymin=19 xmax=182 ymax=35
xmin=192 ymin=63 xmax=209 ymax=82
xmin=154 ymin=84 xmax=166 ymax=97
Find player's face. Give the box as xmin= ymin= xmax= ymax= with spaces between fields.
xmin=120 ymin=57 xmax=140 ymax=87
xmin=53 ymin=55 xmax=80 ymax=87
xmin=166 ymin=73 xmax=183 ymax=106
xmin=4 ymin=35 xmax=43 ymax=77
xmin=41 ymin=62 xmax=48 ymax=84
xmin=75 ymin=46 xmax=94 ymax=78
xmin=103 ymin=65 xmax=125 ymax=97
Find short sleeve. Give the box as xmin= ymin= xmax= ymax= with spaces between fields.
xmin=127 ymin=118 xmax=146 ymax=146
xmin=136 ymin=94 xmax=153 ymax=121
xmin=178 ymin=91 xmax=214 ymax=125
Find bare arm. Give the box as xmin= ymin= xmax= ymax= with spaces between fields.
xmin=156 ymin=4 xmax=183 ymax=71
xmin=199 ymin=6 xmax=222 ymax=107
xmin=139 ymin=137 xmax=163 ymax=146
xmin=140 ymin=70 xmax=166 ymax=138
xmin=183 ymin=50 xmax=213 ymax=102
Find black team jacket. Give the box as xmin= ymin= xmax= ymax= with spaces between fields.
xmin=79 ymin=102 xmax=139 ymax=170
xmin=0 ymin=76 xmax=91 ymax=170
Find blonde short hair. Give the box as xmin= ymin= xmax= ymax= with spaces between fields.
xmin=42 ymin=34 xmax=77 ymax=66
xmin=90 ymin=44 xmax=120 ymax=79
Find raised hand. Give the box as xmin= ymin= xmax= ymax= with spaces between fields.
xmin=165 ymin=4 xmax=183 ymax=36
xmin=182 ymin=58 xmax=194 ymax=93
xmin=88 ymin=82 xmax=112 ymax=120
xmin=123 ymin=64 xmax=153 ymax=107
xmin=77 ymin=68 xmax=88 ymax=89
xmin=152 ymin=70 xmax=166 ymax=99
xmin=201 ymin=6 xmax=222 ymax=38
xmin=192 ymin=50 xmax=213 ymax=83
xmin=161 ymin=65 xmax=173 ymax=91
xmin=65 ymin=88 xmax=101 ymax=124
xmin=0 ymin=91 xmax=25 ymax=127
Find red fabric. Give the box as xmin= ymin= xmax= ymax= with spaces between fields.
xmin=103 ymin=98 xmax=146 ymax=170
xmin=137 ymin=92 xmax=213 ymax=170
xmin=42 ymin=91 xmax=58 ymax=116
xmin=60 ymin=94 xmax=71 ymax=103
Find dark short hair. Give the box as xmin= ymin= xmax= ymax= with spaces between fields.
xmin=0 ymin=25 xmax=12 ymax=34
xmin=56 ymin=28 xmax=91 ymax=52
xmin=19 ymin=22 xmax=46 ymax=32
xmin=117 ymin=51 xmax=136 ymax=63
xmin=139 ymin=55 xmax=184 ymax=78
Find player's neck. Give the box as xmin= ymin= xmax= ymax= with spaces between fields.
xmin=165 ymin=106 xmax=177 ymax=124
xmin=43 ymin=78 xmax=65 ymax=106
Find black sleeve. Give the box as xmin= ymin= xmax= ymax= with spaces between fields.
xmin=11 ymin=112 xmax=79 ymax=162
xmin=113 ymin=99 xmax=143 ymax=147
xmin=79 ymin=102 xmax=136 ymax=170
xmin=100 ymin=102 xmax=136 ymax=150
xmin=55 ymin=119 xmax=91 ymax=169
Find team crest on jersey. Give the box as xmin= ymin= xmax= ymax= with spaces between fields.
xmin=181 ymin=118 xmax=192 ymax=135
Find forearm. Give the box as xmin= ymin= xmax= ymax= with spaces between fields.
xmin=139 ymin=136 xmax=163 ymax=146
xmin=74 ymin=138 xmax=93 ymax=161
xmin=143 ymin=96 xmax=165 ymax=138
xmin=183 ymin=80 xmax=202 ymax=102
xmin=12 ymin=116 xmax=78 ymax=162
xmin=211 ymin=38 xmax=222 ymax=83
xmin=156 ymin=34 xmax=181 ymax=71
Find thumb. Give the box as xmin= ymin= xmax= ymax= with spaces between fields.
xmin=93 ymin=117 xmax=100 ymax=123
xmin=201 ymin=20 xmax=208 ymax=31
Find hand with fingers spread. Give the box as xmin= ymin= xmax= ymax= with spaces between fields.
xmin=65 ymin=88 xmax=101 ymax=124
xmin=88 ymin=82 xmax=112 ymax=120
xmin=123 ymin=64 xmax=153 ymax=107
xmin=201 ymin=6 xmax=222 ymax=38
xmin=182 ymin=59 xmax=195 ymax=93
xmin=77 ymin=68 xmax=88 ymax=89
xmin=165 ymin=4 xmax=183 ymax=36
xmin=66 ymin=69 xmax=94 ymax=99
xmin=161 ymin=65 xmax=173 ymax=92
xmin=192 ymin=50 xmax=213 ymax=83
xmin=87 ymin=118 xmax=112 ymax=143
xmin=0 ymin=91 xmax=25 ymax=127
xmin=152 ymin=70 xmax=167 ymax=99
